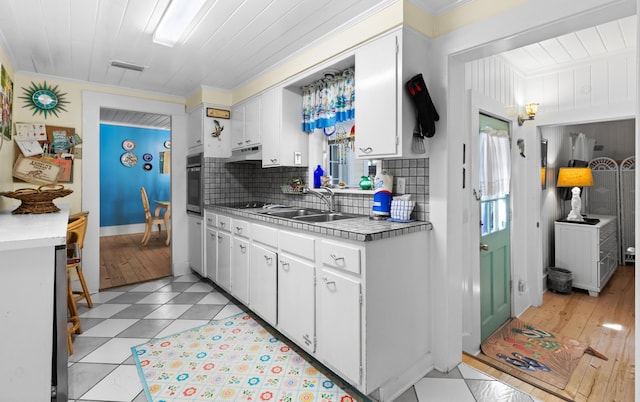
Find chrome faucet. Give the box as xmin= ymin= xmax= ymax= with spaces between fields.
xmin=303 ymin=187 xmax=335 ymax=212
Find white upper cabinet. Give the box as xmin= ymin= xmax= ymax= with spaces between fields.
xmin=262 ymin=86 xmax=309 ymax=168
xmin=355 ymin=28 xmax=431 ymax=159
xmin=231 ymin=97 xmax=261 ymax=150
xmin=187 ymin=104 xmax=231 ymax=157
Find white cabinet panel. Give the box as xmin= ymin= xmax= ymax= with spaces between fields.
xmin=355 ymin=32 xmax=398 ymax=158
xmin=278 ymin=254 xmax=315 ymax=353
xmin=316 ymin=269 xmax=361 ymax=384
xmin=250 ymin=243 xmax=277 ymax=325
xmin=231 ymin=237 xmax=250 ymax=304
xmin=205 ymin=227 xmax=217 ymax=282
xmin=217 ymin=231 xmax=232 ymax=292
xmin=187 ymin=215 xmax=204 ymax=277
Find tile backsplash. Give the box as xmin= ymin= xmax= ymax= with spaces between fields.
xmin=204 ymin=158 xmax=429 ymax=221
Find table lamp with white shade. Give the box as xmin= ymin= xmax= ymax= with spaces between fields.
xmin=556 ymin=167 xmax=594 ymax=222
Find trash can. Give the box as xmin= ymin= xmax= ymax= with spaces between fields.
xmin=548 ymin=267 xmax=572 ymax=294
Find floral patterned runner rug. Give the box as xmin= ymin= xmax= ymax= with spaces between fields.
xmin=132 ymin=312 xmax=358 ymax=401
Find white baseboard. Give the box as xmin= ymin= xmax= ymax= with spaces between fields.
xmin=100 ymin=224 xmax=146 ymax=237
xmin=371 ymin=353 xmax=433 ymax=402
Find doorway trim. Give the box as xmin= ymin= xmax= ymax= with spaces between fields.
xmin=82 ymin=92 xmax=187 ymax=294
xmin=463 ymin=91 xmax=517 ymax=352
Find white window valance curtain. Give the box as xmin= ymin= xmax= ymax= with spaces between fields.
xmin=479 ymin=126 xmax=511 ymax=198
xmin=302 ymin=68 xmax=355 ymax=133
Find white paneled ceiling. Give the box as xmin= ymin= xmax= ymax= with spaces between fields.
xmin=499 ymin=15 xmax=636 ymax=75
xmin=0 ymin=0 xmax=398 ymax=97
xmin=0 ymin=1 xmax=634 ymax=128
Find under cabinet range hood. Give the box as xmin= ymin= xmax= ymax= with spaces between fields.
xmin=227 ymin=145 xmax=262 ymax=162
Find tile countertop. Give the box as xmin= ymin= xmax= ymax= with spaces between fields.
xmin=0 ymin=204 xmax=69 ymax=251
xmin=206 ymin=205 xmax=432 ymax=242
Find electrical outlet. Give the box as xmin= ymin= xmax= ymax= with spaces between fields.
xmin=396 ymin=177 xmax=407 ymax=194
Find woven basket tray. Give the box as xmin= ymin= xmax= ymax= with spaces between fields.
xmin=0 ymin=184 xmax=73 ymax=214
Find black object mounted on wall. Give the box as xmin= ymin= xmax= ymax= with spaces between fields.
xmin=405 ymin=74 xmax=439 ymax=138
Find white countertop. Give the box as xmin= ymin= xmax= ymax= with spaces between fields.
xmin=0 ymin=204 xmax=69 ymax=251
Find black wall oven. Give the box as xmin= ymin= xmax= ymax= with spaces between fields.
xmin=186 ymin=153 xmax=203 ymax=215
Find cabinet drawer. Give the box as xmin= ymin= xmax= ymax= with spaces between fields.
xmin=252 ymin=224 xmax=278 ymax=248
xmin=232 ymin=219 xmax=251 ymax=238
xmin=205 ymin=212 xmax=217 ymax=228
xmin=599 ymin=234 xmax=617 ymax=256
xmin=279 ymin=230 xmax=315 ymax=260
xmin=600 ymin=221 xmax=616 ymax=240
xmin=320 ymin=240 xmax=361 ymax=275
xmin=217 ymin=215 xmax=231 ymax=232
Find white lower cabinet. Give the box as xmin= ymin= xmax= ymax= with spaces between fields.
xmin=216 ymin=231 xmax=232 ymax=293
xmin=249 ymin=243 xmax=277 ymax=325
xmin=316 ymin=268 xmax=362 ymax=384
xmin=204 ymin=212 xmax=430 ymax=401
xmin=187 ymin=214 xmax=204 ymax=276
xmin=205 ymin=227 xmax=217 ymax=282
xmin=231 ymin=237 xmax=250 ymax=304
xmin=277 ymin=253 xmax=315 ymax=353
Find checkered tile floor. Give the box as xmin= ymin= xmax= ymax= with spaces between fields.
xmin=67 ymin=273 xmax=539 ymax=402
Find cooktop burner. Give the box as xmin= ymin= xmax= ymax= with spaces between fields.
xmin=226 ymin=201 xmax=268 ymax=209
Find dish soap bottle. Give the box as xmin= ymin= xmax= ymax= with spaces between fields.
xmin=313 ymin=165 xmax=324 ymax=188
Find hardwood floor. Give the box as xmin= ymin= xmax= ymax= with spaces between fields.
xmin=99 ymin=232 xmax=171 ymax=290
xmin=464 ymin=264 xmax=635 ymax=401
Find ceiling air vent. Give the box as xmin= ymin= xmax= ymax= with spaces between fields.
xmin=110 ymin=60 xmax=146 ymax=72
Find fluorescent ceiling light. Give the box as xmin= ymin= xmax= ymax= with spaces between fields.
xmin=153 ymin=0 xmax=207 ymax=47
xmin=110 ymin=60 xmax=145 ymax=72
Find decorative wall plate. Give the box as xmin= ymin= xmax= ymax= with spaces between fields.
xmin=143 ymin=153 xmax=153 ymax=162
xmin=122 ymin=139 xmax=136 ymax=151
xmin=163 ymin=140 xmax=171 ymax=149
xmin=143 ymin=163 xmax=152 ymax=171
xmin=19 ymin=81 xmax=69 ymax=118
xmin=120 ymin=152 xmax=138 ymax=167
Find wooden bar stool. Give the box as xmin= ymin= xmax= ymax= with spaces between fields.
xmin=67 ymin=213 xmax=93 ymax=308
xmin=67 ymin=274 xmax=82 ymax=355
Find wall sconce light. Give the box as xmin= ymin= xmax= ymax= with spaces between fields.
xmin=518 ymin=103 xmax=539 ymax=126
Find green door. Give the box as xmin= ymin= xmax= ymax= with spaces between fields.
xmin=478 ymin=114 xmax=511 ymax=342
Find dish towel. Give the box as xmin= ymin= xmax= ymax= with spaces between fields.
xmin=390 ymin=195 xmax=415 ymax=221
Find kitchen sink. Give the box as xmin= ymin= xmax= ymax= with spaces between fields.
xmin=257 ymin=208 xmax=323 ymax=218
xmin=256 ymin=208 xmax=359 ymax=223
xmin=292 ymin=213 xmax=359 ymax=223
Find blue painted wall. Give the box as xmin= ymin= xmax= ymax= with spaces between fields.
xmin=100 ymin=124 xmax=170 ymax=227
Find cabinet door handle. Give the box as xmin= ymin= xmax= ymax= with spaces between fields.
xmin=237 ymin=141 xmax=243 ymax=146
xmin=270 ymin=158 xmax=278 ymax=163
xmin=239 ymin=244 xmax=246 ymax=252
xmin=219 ymin=221 xmax=226 ymax=227
xmin=245 ymin=139 xmax=251 ymax=143
xmin=209 ymin=233 xmax=215 ymax=239
xmin=322 ymin=277 xmax=337 ymax=287
xmin=236 ymin=227 xmax=243 ymax=234
xmin=330 ymin=254 xmax=345 ymax=263
xmin=280 ymin=260 xmax=289 ymax=270
xmin=264 ymin=255 xmax=273 ymax=263
xmin=359 ymin=147 xmax=372 ymax=154
xmin=217 ymin=235 xmax=223 ymax=242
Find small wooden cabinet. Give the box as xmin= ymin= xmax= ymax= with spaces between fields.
xmin=554 ymin=215 xmax=618 ymax=297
